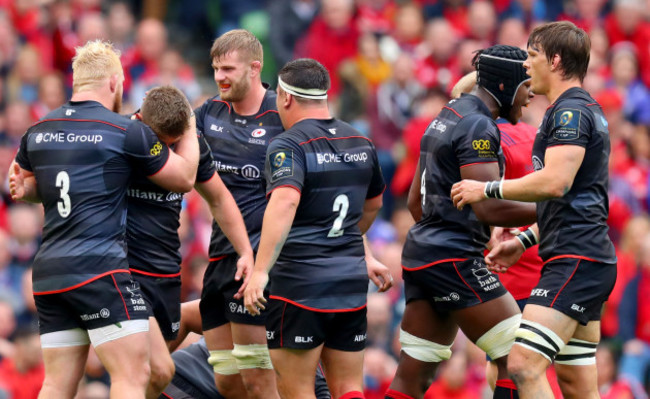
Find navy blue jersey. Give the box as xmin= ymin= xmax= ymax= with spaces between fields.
xmin=195 ymin=88 xmax=284 ymax=259
xmin=265 ymin=118 xmax=385 ymax=311
xmin=402 ymin=94 xmax=503 ymax=269
xmin=14 ymin=101 xmax=168 ymax=294
xmin=532 ymin=87 xmax=616 ymax=263
xmin=126 ymin=132 xmax=215 ymax=275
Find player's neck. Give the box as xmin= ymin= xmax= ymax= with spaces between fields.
xmin=546 ymin=77 xmax=581 ymax=105
xmin=287 ymin=107 xmax=331 ymax=129
xmin=71 ymin=90 xmax=113 ymax=111
xmin=231 ymin=82 xmax=267 ymax=116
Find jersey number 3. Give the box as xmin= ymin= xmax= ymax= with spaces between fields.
xmin=327 ymin=194 xmax=349 ymax=238
xmin=56 ymin=171 xmax=71 ymax=218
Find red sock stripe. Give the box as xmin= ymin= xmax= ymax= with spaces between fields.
xmin=339 ymin=391 xmax=365 ymax=399
xmin=496 ymin=379 xmax=518 ymax=390
xmin=385 ymin=389 xmax=416 ymax=399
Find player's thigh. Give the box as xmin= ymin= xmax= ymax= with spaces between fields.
xmin=204 ymin=323 xmax=235 ymax=351
xmin=41 ymin=344 xmax=89 ymax=387
xmin=453 ymin=292 xmax=520 ymax=343
xmin=231 ymin=321 xmax=268 ymax=345
xmin=401 ymin=299 xmax=457 ymax=344
xmin=148 ymin=317 xmax=174 ymax=374
xmin=270 ymin=346 xmax=323 ymax=399
xmin=93 ymin=328 xmax=150 ymax=377
xmin=320 ymin=347 xmax=364 ymax=398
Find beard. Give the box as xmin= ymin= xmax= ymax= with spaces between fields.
xmin=112 ymin=84 xmax=123 ymax=113
xmin=220 ymin=75 xmax=251 ymax=103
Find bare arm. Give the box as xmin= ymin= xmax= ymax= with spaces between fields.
xmin=359 ymin=194 xmax=383 ymax=234
xmin=451 ymin=145 xmax=585 ymax=206
xmin=363 ymin=235 xmax=392 ymax=292
xmin=194 ymin=173 xmax=255 ymax=296
xmin=407 ymin=160 xmax=422 ymax=222
xmin=9 ymin=162 xmax=40 ymax=203
xmin=457 ymin=162 xmax=536 ymax=227
xmin=147 ymin=115 xmax=200 ymax=193
xmin=243 ymin=187 xmax=300 ymax=315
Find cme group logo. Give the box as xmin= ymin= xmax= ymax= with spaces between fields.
xmin=559 ymin=111 xmax=573 ymax=126
xmin=472 ymin=140 xmax=490 ymax=151
xmin=273 ymin=152 xmax=286 ymax=168
xmin=35 ymin=133 xmax=43 ymax=143
xmin=251 ymin=128 xmax=266 ymax=138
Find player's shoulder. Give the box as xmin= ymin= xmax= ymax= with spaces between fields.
xmin=197 ymin=94 xmax=232 ymax=116
xmin=29 ymin=101 xmax=133 ymax=133
xmin=255 ymin=88 xmax=281 ymax=122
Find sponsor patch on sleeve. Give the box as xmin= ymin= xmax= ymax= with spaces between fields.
xmin=472 ymin=139 xmax=497 ymax=158
xmin=269 ymin=149 xmax=293 ymax=182
xmin=552 ymin=109 xmax=581 ymax=141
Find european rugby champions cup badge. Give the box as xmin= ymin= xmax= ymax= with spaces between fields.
xmin=553 ymin=109 xmax=581 ymax=141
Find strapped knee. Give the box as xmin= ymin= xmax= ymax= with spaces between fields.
xmin=399 ymin=329 xmax=452 ymax=363
xmin=555 ymin=338 xmax=597 ymax=365
xmin=514 ymin=320 xmax=565 ymax=363
xmin=208 ymin=350 xmax=239 ymax=375
xmin=232 ymin=344 xmax=273 ymax=370
xmin=476 ymin=314 xmax=521 ymax=360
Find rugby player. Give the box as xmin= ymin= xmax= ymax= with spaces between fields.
xmin=126 ymin=85 xmax=253 ymax=399
xmin=196 ymin=30 xmax=391 ymax=398
xmin=9 ymin=40 xmax=199 ymax=398
xmin=387 ymin=45 xmax=537 ymax=399
xmin=452 ymin=21 xmax=616 ymax=398
xmin=244 ymin=58 xmax=386 ymax=399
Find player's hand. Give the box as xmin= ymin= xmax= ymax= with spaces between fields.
xmin=487 ymin=227 xmax=520 ymax=250
xmin=233 ymin=251 xmax=254 ymax=299
xmin=451 ymin=179 xmax=486 ymax=210
xmin=9 ymin=163 xmax=26 ymax=201
xmin=485 ymin=239 xmax=524 ymax=273
xmin=244 ymin=270 xmax=269 ymax=316
xmin=366 ymin=256 xmax=393 ymax=293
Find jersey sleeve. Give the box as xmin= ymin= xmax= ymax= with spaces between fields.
xmin=546 ymin=105 xmax=593 ymax=148
xmin=366 ymin=143 xmax=386 ymax=199
xmin=194 ymin=101 xmax=208 ymax=136
xmin=453 ymin=115 xmax=501 ymax=167
xmin=196 ymin=132 xmax=216 ymax=183
xmin=15 ymin=132 xmax=32 ymax=172
xmin=124 ymin=121 xmax=170 ymax=176
xmin=265 ymin=135 xmax=305 ymax=197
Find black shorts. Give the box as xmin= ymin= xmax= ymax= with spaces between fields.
xmin=131 ymin=271 xmax=181 ymax=340
xmin=266 ymin=299 xmax=367 ymax=352
xmin=200 ymin=254 xmax=267 ymax=331
xmin=526 ymin=256 xmax=616 ymax=325
xmin=403 ymin=258 xmax=509 ymax=311
xmin=35 ymin=271 xmax=149 ymax=335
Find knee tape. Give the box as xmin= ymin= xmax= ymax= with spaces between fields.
xmin=555 ymin=338 xmax=597 ymax=365
xmin=514 ymin=320 xmax=565 ymax=363
xmin=476 ymin=314 xmax=521 ymax=360
xmin=208 ymin=350 xmax=239 ymax=375
xmin=232 ymin=344 xmax=273 ymax=370
xmin=399 ymin=329 xmax=452 ymax=363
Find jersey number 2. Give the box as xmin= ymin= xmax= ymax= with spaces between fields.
xmin=327 ymin=194 xmax=349 ymax=238
xmin=56 ymin=171 xmax=71 ymax=218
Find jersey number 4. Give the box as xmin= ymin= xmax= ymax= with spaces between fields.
xmin=56 ymin=171 xmax=71 ymax=218
xmin=327 ymin=194 xmax=349 ymax=238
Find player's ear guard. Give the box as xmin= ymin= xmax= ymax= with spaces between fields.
xmin=399 ymin=329 xmax=453 ymax=362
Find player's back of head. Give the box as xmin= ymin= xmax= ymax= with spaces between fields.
xmin=72 ymin=40 xmax=123 ymax=94
xmin=210 ymin=29 xmax=263 ymax=65
xmin=141 ymin=85 xmax=192 ymax=139
xmin=277 ymin=58 xmax=330 ymax=104
xmin=472 ymin=44 xmax=528 ymax=114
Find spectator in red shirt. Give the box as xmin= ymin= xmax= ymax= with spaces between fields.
xmin=297 ymin=0 xmax=359 ymax=98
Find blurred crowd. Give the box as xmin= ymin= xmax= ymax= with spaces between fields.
xmin=2 ymin=0 xmax=650 ymax=398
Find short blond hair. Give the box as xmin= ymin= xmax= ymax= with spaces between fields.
xmin=72 ymin=40 xmax=123 ymax=93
